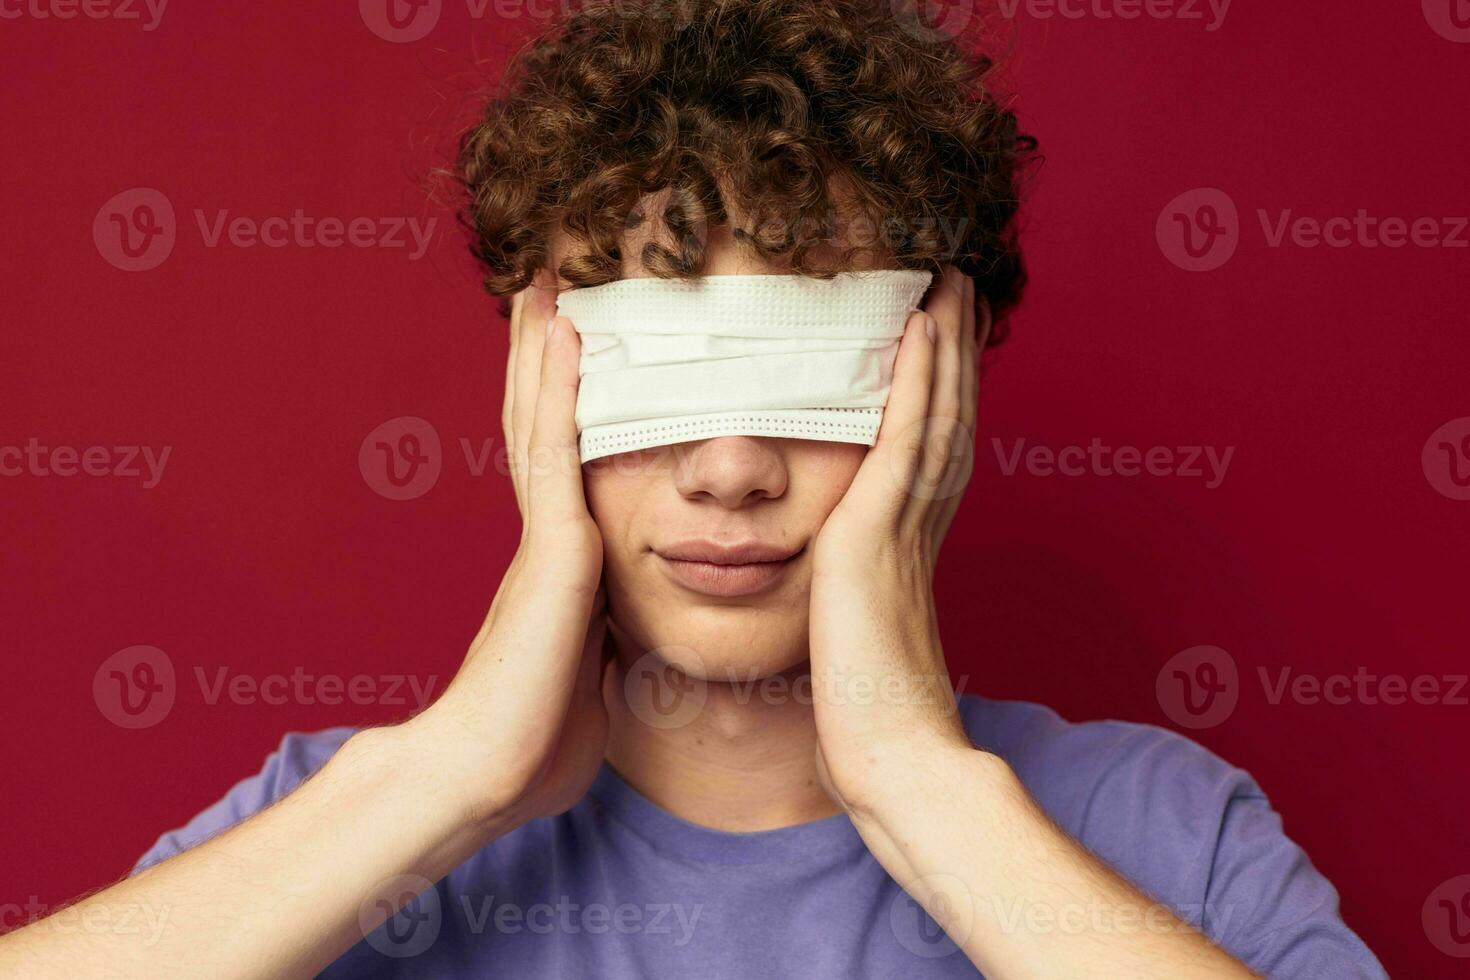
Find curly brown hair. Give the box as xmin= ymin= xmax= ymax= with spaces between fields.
xmin=456 ymin=0 xmax=1037 ymax=342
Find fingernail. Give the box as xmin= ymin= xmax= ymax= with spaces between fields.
xmin=545 ymin=317 xmax=557 ymax=339
xmin=924 ymin=314 xmax=937 ymax=342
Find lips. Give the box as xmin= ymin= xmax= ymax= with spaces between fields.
xmin=655 ymin=539 xmax=803 ymax=598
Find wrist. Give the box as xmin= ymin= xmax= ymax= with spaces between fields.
xmin=345 ymin=715 xmax=529 ymax=845
xmin=841 ymin=736 xmax=1006 ymax=826
xmin=845 ymin=744 xmax=1031 ymax=891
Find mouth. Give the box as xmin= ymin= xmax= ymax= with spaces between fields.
xmin=654 ymin=539 xmax=804 ymax=598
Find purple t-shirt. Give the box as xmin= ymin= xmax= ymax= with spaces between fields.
xmin=132 ymin=694 xmax=1385 ymax=978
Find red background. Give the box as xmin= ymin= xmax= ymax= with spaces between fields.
xmin=3 ymin=2 xmax=1468 ymax=974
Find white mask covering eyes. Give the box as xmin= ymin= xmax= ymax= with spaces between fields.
xmin=556 ymin=269 xmax=934 ymax=462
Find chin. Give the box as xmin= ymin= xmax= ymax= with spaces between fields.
xmin=609 ymin=586 xmax=811 ymax=685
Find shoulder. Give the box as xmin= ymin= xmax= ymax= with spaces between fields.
xmin=955 ymin=694 xmax=1386 ymax=977
xmin=957 ymin=692 xmax=1256 ymax=822
xmin=132 ymin=726 xmax=360 ymax=874
xmin=956 ymin=693 xmax=1261 ymax=906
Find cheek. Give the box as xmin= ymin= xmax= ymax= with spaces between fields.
xmin=582 ymin=451 xmax=665 ymax=553
xmin=799 ymin=443 xmax=867 ymax=517
xmin=582 ymin=468 xmax=630 ymax=547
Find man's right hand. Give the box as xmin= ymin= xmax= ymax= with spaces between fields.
xmin=0 ymin=274 xmax=614 ymax=980
xmin=407 ymin=273 xmax=614 ymax=828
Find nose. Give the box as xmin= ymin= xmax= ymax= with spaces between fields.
xmin=671 ymin=436 xmax=788 ymax=509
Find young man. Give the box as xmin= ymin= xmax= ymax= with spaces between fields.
xmin=2 ymin=0 xmax=1385 ymax=976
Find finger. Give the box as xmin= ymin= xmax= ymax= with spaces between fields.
xmin=504 ymin=288 xmax=522 ymax=443
xmin=976 ymin=293 xmax=994 ymax=351
xmin=504 ymin=288 xmax=525 ymax=513
xmin=526 ymin=315 xmax=589 ymax=526
xmin=840 ymin=310 xmax=937 ymax=525
xmin=911 ymin=268 xmax=965 ymax=527
xmin=933 ymin=275 xmax=980 ymax=548
xmin=572 ymin=582 xmax=609 ymax=701
xmin=512 ymin=279 xmax=558 ymax=502
xmin=958 ymin=275 xmax=978 ymax=437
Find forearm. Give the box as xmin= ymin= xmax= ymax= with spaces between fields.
xmin=855 ymin=746 xmax=1258 ymax=979
xmin=0 ymin=721 xmax=506 ymax=980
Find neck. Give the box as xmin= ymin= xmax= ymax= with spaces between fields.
xmin=602 ymin=622 xmax=841 ymax=833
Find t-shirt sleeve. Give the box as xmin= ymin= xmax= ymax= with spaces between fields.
xmin=130 ymin=727 xmax=358 ymax=875
xmin=1067 ymin=723 xmax=1386 ymax=979
xmin=1201 ymin=785 xmax=1386 ymax=978
xmin=965 ymin=699 xmax=1387 ymax=979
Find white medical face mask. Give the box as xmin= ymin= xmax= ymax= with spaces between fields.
xmin=556 ymin=269 xmax=934 ymax=462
